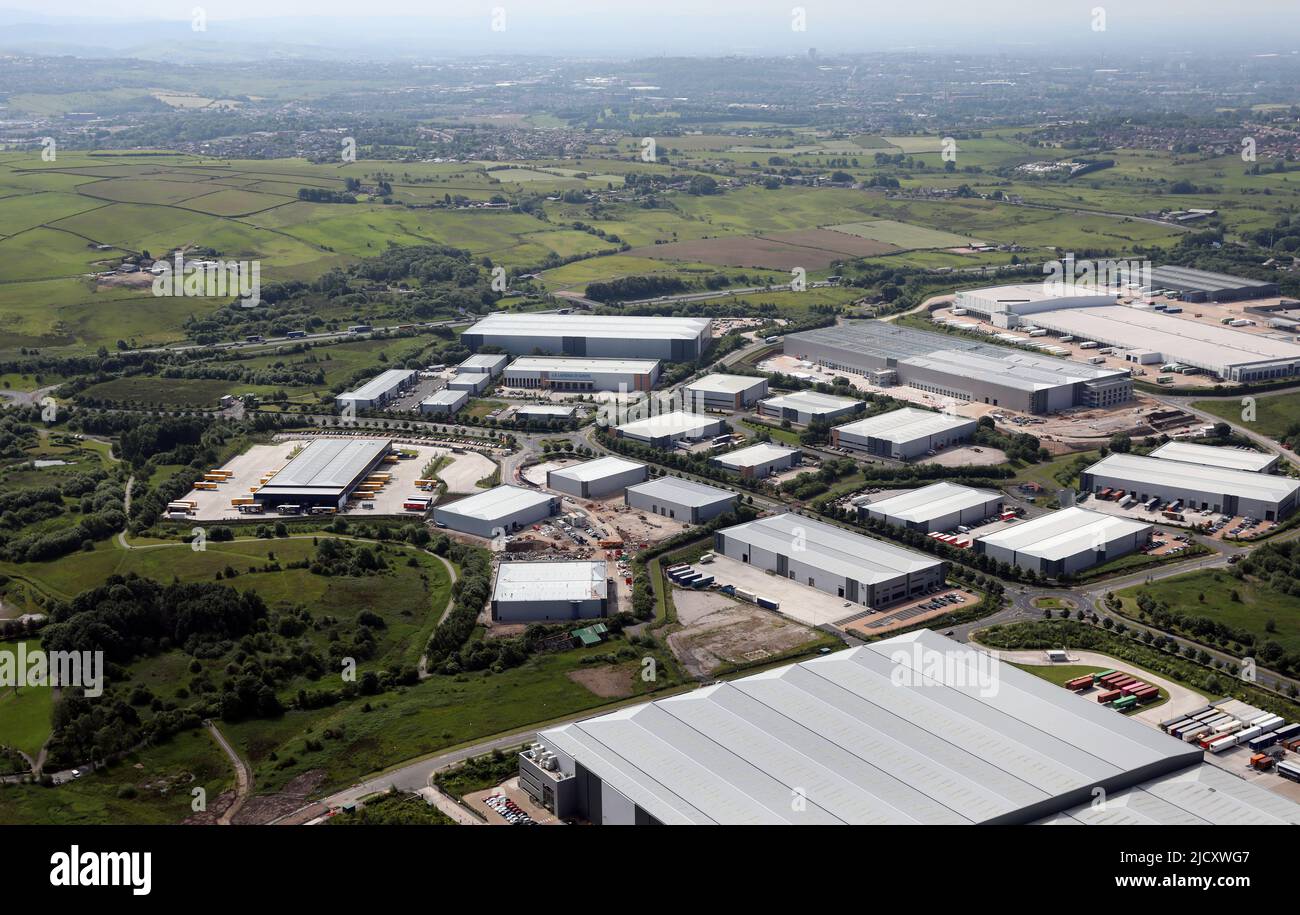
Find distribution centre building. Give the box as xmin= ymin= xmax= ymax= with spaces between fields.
xmin=335 ymin=369 xmax=416 ymax=411
xmin=491 ymin=560 xmax=610 ymax=622
xmin=625 ymin=476 xmax=737 ymax=524
xmin=1147 ymin=265 xmax=1279 ymax=303
xmin=462 ymin=313 xmax=713 ymax=361
xmin=547 ymin=456 xmax=649 ymax=499
xmin=832 ymin=407 xmax=977 ymax=460
xmin=252 ymin=437 xmax=393 ymax=511
xmin=614 ymin=411 xmax=724 ymax=448
xmin=419 ymin=389 xmax=468 ymax=416
xmin=519 ymin=629 xmax=1300 ymax=825
xmin=861 ymin=481 xmax=1004 ymax=533
xmin=784 ymin=320 xmax=1131 ymax=414
xmin=711 ymin=442 xmax=801 ymax=479
xmin=684 ymin=373 xmax=769 ymax=411
xmin=714 ymin=513 xmax=946 ymax=608
xmin=975 ymin=506 xmax=1151 ymax=576
xmin=1147 ymin=440 xmax=1279 ymax=474
xmin=433 ymin=484 xmax=560 ymax=538
xmin=1080 ymin=452 xmax=1300 ymax=521
xmin=757 ymin=390 xmax=866 ymax=425
xmin=457 ymin=352 xmax=509 ymax=377
xmin=502 ymin=356 xmax=661 ymax=393
xmin=447 ymin=371 xmax=492 ymax=394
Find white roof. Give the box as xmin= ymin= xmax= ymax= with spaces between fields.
xmin=261 ymin=438 xmax=390 ymax=491
xmin=549 ymin=456 xmax=646 ymax=483
xmin=493 ymin=560 xmax=607 ymax=603
xmin=1148 ymin=441 xmax=1276 ymax=473
xmin=867 ymin=482 xmax=1003 ymax=524
xmin=459 ymin=353 xmax=508 ymax=370
xmin=435 ymin=485 xmax=554 ymax=522
xmin=540 ymin=630 xmax=1213 ymax=825
xmin=339 ymin=369 xmax=414 ymax=401
xmin=713 ymin=442 xmax=799 ymax=469
xmin=976 ymin=507 xmax=1150 ymax=561
xmin=506 ymin=356 xmax=660 ymax=375
xmin=626 ymin=476 xmax=736 ymax=508
xmin=959 ymin=282 xmax=1115 ymax=305
xmin=835 ymin=407 xmax=975 ymax=443
xmin=515 ymin=404 xmax=577 ymax=417
xmin=686 ymin=373 xmax=767 ymax=394
xmin=421 ymin=390 xmax=467 ymax=407
xmin=616 ymin=410 xmax=719 ymax=439
xmin=469 ymin=313 xmax=711 ymax=341
xmin=719 ymin=513 xmax=941 ymax=584
xmin=1087 ymin=452 xmax=1300 ymax=504
xmin=760 ymin=390 xmax=861 ymax=414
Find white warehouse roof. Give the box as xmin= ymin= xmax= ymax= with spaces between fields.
xmin=866 ymin=482 xmax=1003 ymax=524
xmin=493 ymin=560 xmax=607 ymax=603
xmin=421 ymin=390 xmax=466 ymax=408
xmin=264 ymin=438 xmax=390 ymax=490
xmin=719 ymin=513 xmax=939 ymax=585
xmin=539 ymin=630 xmax=1231 ymax=825
xmin=549 ymin=456 xmax=646 ymax=484
xmin=760 ymin=390 xmax=862 ymax=413
xmin=467 ymin=313 xmax=711 ymax=342
xmin=1148 ymin=441 xmax=1276 ymax=473
xmin=616 ymin=410 xmax=718 ymax=439
xmin=976 ymin=507 xmax=1150 ymax=562
xmin=686 ymin=373 xmax=767 ymax=394
xmin=834 ymin=407 xmax=974 ymax=443
xmin=1086 ymin=452 xmax=1300 ymax=504
xmin=436 ymin=485 xmax=555 ymax=522
xmin=713 ymin=442 xmax=799 ymax=469
xmin=626 ymin=476 xmax=735 ymax=508
xmin=338 ymin=368 xmax=414 ymax=402
xmin=506 ymin=356 xmax=661 ymax=375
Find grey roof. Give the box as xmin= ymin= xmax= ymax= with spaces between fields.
xmin=1148 ymin=265 xmax=1275 ymax=294
xmin=435 ymin=484 xmax=554 ymax=522
xmin=976 ymin=507 xmax=1151 ymax=561
xmin=493 ymin=560 xmax=607 ymax=603
xmin=459 ymin=353 xmax=508 ymax=370
xmin=515 ymin=404 xmax=576 ymax=417
xmin=685 ymin=373 xmax=768 ymax=394
xmin=626 ymin=476 xmax=737 ymax=508
xmin=616 ymin=410 xmax=720 ymax=439
xmin=540 ymin=630 xmax=1215 ymax=825
xmin=468 ymin=313 xmax=711 ymax=342
xmin=1086 ymin=452 xmax=1300 ymax=504
xmin=1148 ymin=441 xmax=1276 ymax=473
xmin=713 ymin=442 xmax=799 ymax=468
xmin=338 ymin=369 xmax=414 ymax=402
xmin=759 ymin=390 xmax=862 ymax=414
xmin=866 ymin=481 xmax=1003 ymax=524
xmin=549 ymin=456 xmax=646 ymax=483
xmin=834 ymin=407 xmax=975 ymax=443
xmin=718 ymin=512 xmax=941 ymax=584
xmin=260 ymin=438 xmax=390 ymax=491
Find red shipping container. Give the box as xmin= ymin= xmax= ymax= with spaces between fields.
xmin=1097 ymin=689 xmax=1122 ymax=703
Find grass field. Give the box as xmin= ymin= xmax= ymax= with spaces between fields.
xmin=0 ymin=641 xmax=55 ymax=758
xmin=1194 ymin=392 xmax=1300 ymax=441
xmin=825 ymin=219 xmax=983 ymax=249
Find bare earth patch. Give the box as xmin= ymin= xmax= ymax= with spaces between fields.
xmin=669 ymin=590 xmax=819 ymax=678
xmin=231 ymin=769 xmax=328 ymax=825
xmin=567 ymin=664 xmax=636 ymax=698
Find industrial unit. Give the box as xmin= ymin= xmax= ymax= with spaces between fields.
xmin=514 ymin=404 xmax=578 ymax=422
xmin=684 ymin=373 xmax=769 ymax=411
xmin=1081 ymin=452 xmax=1300 ymax=521
xmin=625 ymin=476 xmax=737 ymax=523
xmin=784 ymin=321 xmax=1131 ymax=414
xmin=457 ymin=352 xmax=509 ymax=377
xmin=519 ymin=630 xmax=1299 ymax=825
xmin=710 ymin=442 xmax=801 ymax=479
xmin=1148 ymin=440 xmax=1280 ymax=474
xmin=502 ymin=356 xmax=661 ymax=392
xmin=432 ymin=484 xmax=560 ymax=538
xmin=490 ymin=560 xmax=610 ymax=622
xmin=714 ymin=513 xmax=946 ymax=607
xmin=462 ymin=313 xmax=713 ymax=361
xmin=756 ymin=390 xmax=866 ymax=425
xmin=862 ymin=481 xmax=1004 ymax=533
xmin=447 ymin=371 xmax=492 ymax=394
xmin=953 ymin=283 xmax=1117 ymax=323
xmin=832 ymin=407 xmax=977 ymax=460
xmin=253 ymin=438 xmax=393 ymax=511
xmin=418 ymin=389 xmax=468 ymax=416
xmin=1147 ymin=265 xmax=1279 ymax=303
xmin=335 ymin=369 xmax=416 ymax=411
xmin=547 ymin=456 xmax=649 ymax=499
xmin=975 ymin=506 xmax=1152 ymax=576
xmin=614 ymin=411 xmax=724 ymax=448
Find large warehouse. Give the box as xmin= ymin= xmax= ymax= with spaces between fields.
xmin=784 ymin=321 xmax=1131 ymax=414
xmin=1081 ymin=452 xmax=1300 ymax=521
xmin=862 ymin=481 xmax=1004 ymax=533
xmin=520 ymin=630 xmax=1300 ymax=824
xmin=254 ymin=437 xmax=393 ymax=511
xmin=684 ymin=373 xmax=769 ymax=411
xmin=462 ymin=313 xmax=713 ymax=361
xmin=547 ymin=456 xmax=648 ymax=499
xmin=418 ymin=389 xmax=468 ymax=416
xmin=975 ymin=506 xmax=1151 ymax=577
xmin=433 ymin=484 xmax=560 ymax=538
xmin=756 ymin=390 xmax=866 ymax=425
xmin=457 ymin=352 xmax=509 ymax=377
xmin=502 ymin=356 xmax=661 ymax=393
xmin=491 ymin=560 xmax=610 ymax=622
xmin=615 ymin=411 xmax=724 ymax=448
xmin=1147 ymin=265 xmax=1279 ymax=303
xmin=715 ymin=513 xmax=946 ymax=608
xmin=832 ymin=407 xmax=977 ymax=460
xmin=953 ymin=282 xmax=1117 ymax=324
xmin=711 ymin=442 xmax=800 ymax=479
xmin=335 ymin=369 xmax=416 ymax=411
xmin=625 ymin=476 xmax=737 ymax=523
xmin=1148 ymin=440 xmax=1279 ymax=474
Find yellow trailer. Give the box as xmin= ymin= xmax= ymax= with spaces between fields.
xmin=194 ymin=481 xmax=218 ymax=491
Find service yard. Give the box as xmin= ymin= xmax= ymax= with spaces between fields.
xmin=668 ymin=588 xmax=823 ymax=678
xmin=838 ymin=586 xmax=974 ymax=639
xmin=703 ymin=554 xmax=870 ymax=627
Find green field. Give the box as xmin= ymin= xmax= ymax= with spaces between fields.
xmin=0 ymin=641 xmax=55 ymax=758
xmin=825 ymin=219 xmax=983 ymax=249
xmin=1193 ymin=392 xmax=1300 ymax=441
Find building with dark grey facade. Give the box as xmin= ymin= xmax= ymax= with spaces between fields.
xmin=625 ymin=476 xmax=737 ymax=523
xmin=462 ymin=313 xmax=713 ymax=361
xmin=547 ymin=456 xmax=648 ymax=499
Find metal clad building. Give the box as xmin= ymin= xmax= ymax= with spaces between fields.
xmin=863 ymin=481 xmax=1004 ymax=533
xmin=335 ymin=369 xmax=416 ymax=410
xmin=447 ymin=371 xmax=492 ymax=394
xmin=615 ymin=411 xmax=724 ymax=448
xmin=684 ymin=373 xmax=769 ymax=411
xmin=458 ymin=352 xmax=509 ymax=377
xmin=419 ymin=389 xmax=468 ymax=416
xmin=1148 ymin=441 xmax=1279 ymax=474
xmin=715 ymin=513 xmax=946 ymax=607
xmin=433 ymin=484 xmax=560 ymax=538
xmin=491 ymin=560 xmax=610 ymax=622
xmin=625 ymin=476 xmax=737 ymax=523
xmin=976 ymin=506 xmax=1151 ymax=576
xmin=1081 ymin=452 xmax=1300 ymax=521
xmin=1147 ymin=265 xmax=1279 ymax=303
xmin=832 ymin=407 xmax=977 ymax=460
xmin=710 ymin=442 xmax=801 ymax=479
xmin=547 ymin=456 xmax=649 ymax=499
xmin=757 ymin=390 xmax=866 ymax=425
xmin=463 ymin=313 xmax=713 ymax=361
xmin=254 ymin=438 xmax=392 ymax=510
xmin=521 ymin=631 xmax=1286 ymax=825
xmin=502 ymin=356 xmax=660 ymax=392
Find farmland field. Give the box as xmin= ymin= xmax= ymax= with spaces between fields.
xmin=826 ymin=219 xmax=984 ymax=249
xmin=628 ymin=230 xmax=899 ymax=269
